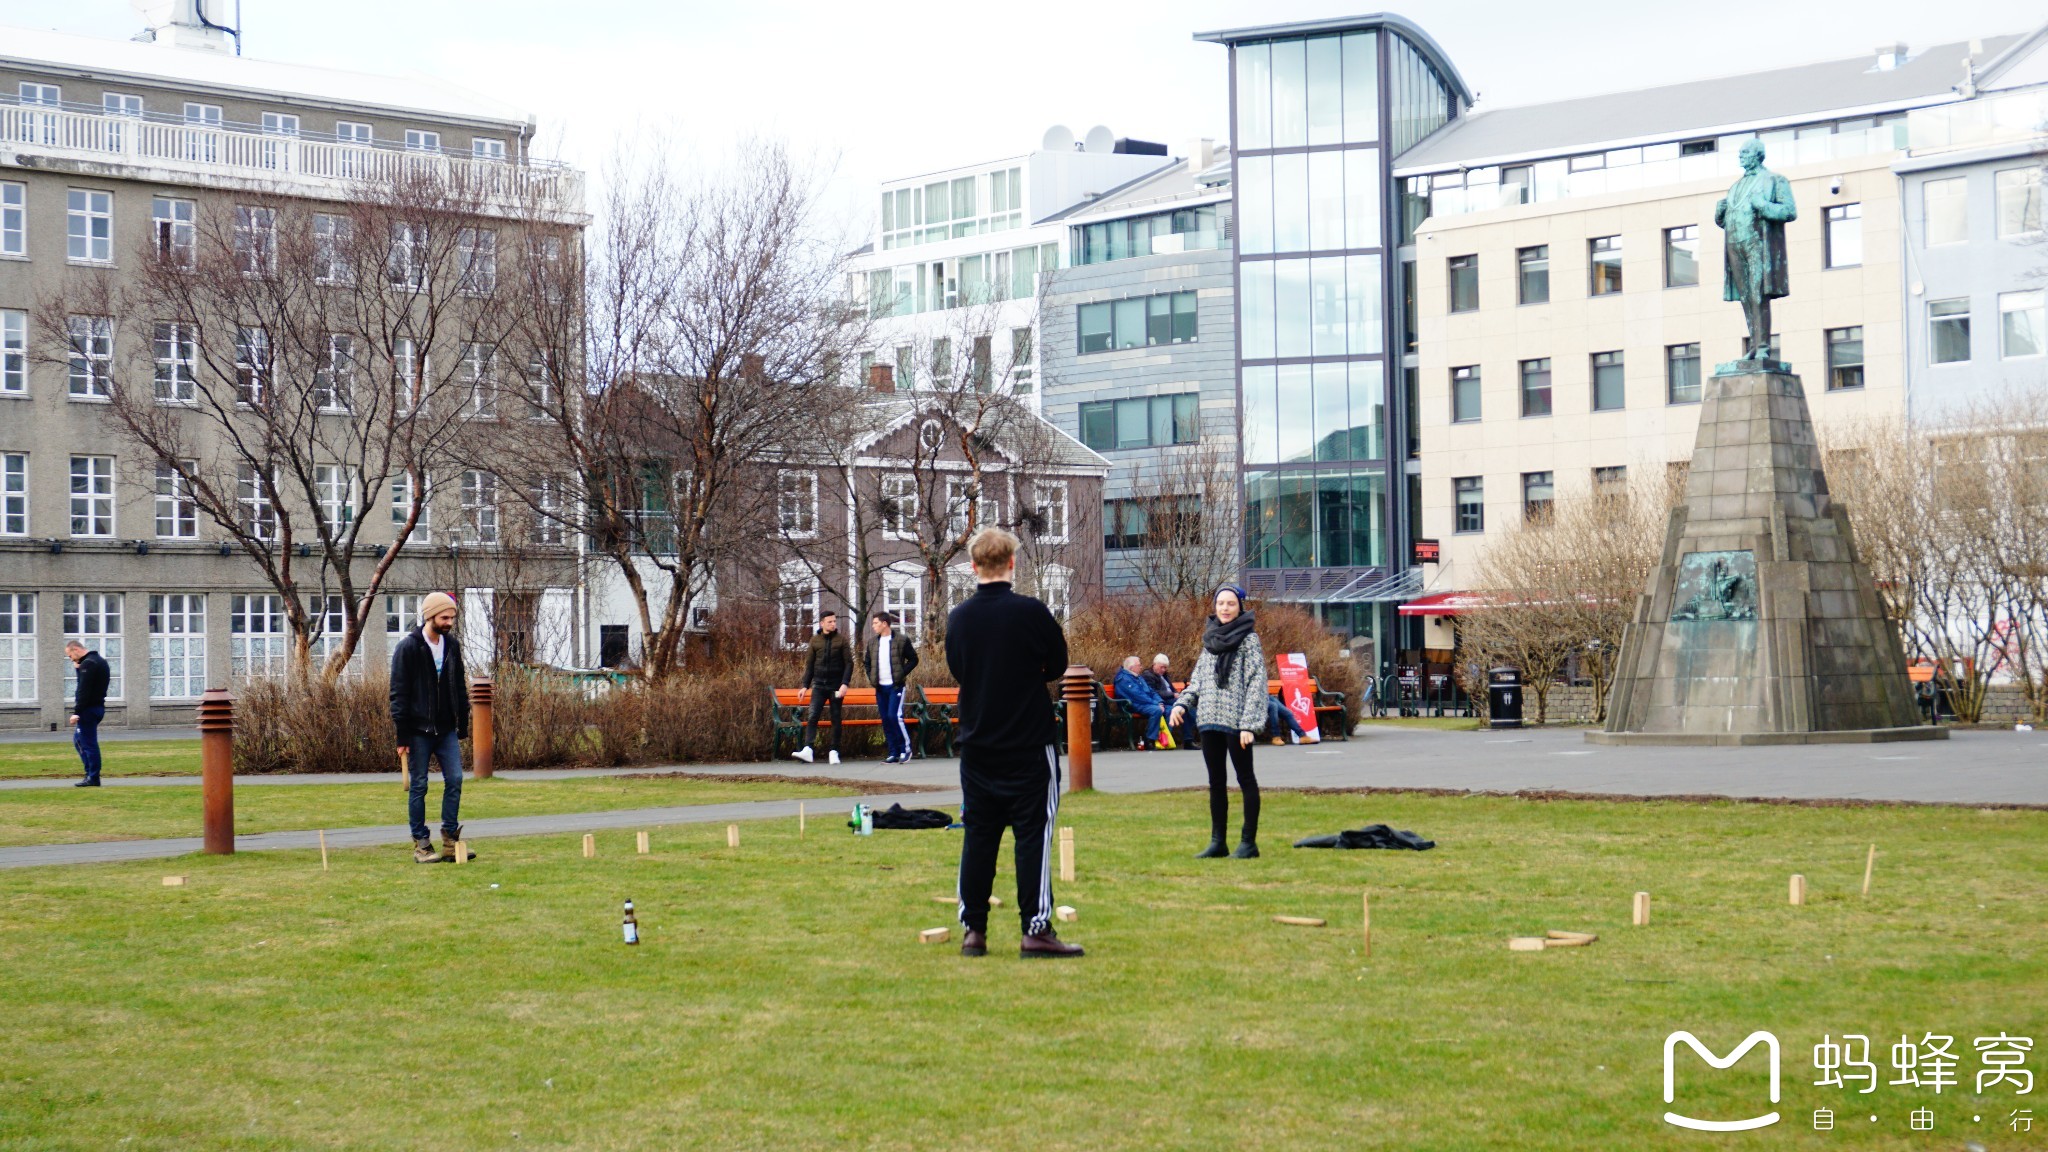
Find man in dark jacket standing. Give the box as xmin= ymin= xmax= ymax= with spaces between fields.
xmin=945 ymin=527 xmax=1082 ymax=959
xmin=65 ymin=640 xmax=110 ymax=787
xmin=794 ymin=609 xmax=850 ymax=764
xmin=864 ymin=610 xmax=919 ymax=764
xmin=389 ymin=591 xmax=470 ymax=864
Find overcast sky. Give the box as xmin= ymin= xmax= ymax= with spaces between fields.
xmin=0 ymin=0 xmax=2031 ymax=230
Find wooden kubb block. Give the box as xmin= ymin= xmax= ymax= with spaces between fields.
xmin=919 ymin=927 xmax=950 ymax=944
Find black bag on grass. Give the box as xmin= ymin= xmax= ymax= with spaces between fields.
xmin=1293 ymin=824 xmax=1435 ymax=851
xmin=869 ymin=803 xmax=952 ymax=830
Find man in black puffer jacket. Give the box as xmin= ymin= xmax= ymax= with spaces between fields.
xmin=389 ymin=591 xmax=470 ymax=863
xmin=794 ymin=610 xmax=850 ymax=764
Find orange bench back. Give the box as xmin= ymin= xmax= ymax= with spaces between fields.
xmin=921 ymin=686 xmax=961 ymax=705
xmin=774 ymin=687 xmax=884 ymax=707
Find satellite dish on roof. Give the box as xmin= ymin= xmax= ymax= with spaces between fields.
xmin=1083 ymin=125 xmax=1115 ymax=154
xmin=1041 ymin=124 xmax=1075 ymax=152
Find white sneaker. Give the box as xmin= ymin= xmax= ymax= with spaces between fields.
xmin=828 ymin=750 xmax=841 ymax=765
xmin=792 ymin=746 xmax=814 ymax=763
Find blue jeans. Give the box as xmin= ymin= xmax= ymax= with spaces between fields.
xmin=1266 ymin=696 xmax=1304 ymax=739
xmin=72 ymin=706 xmax=104 ymax=781
xmin=405 ymin=730 xmax=463 ymax=842
xmin=877 ymin=684 xmax=911 ymax=760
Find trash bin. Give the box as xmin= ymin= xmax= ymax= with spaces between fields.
xmin=1487 ymin=667 xmax=1523 ymax=729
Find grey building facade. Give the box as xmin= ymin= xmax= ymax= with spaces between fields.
xmin=0 ymin=16 xmax=583 ymax=729
xmin=1038 ymin=154 xmax=1239 ymax=595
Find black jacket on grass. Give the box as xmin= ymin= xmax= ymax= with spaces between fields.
xmin=72 ymin=651 xmax=109 ymax=712
xmin=944 ymin=580 xmax=1067 ymax=756
xmin=389 ymin=627 xmax=471 ymax=741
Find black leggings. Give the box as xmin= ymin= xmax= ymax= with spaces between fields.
xmin=1199 ymin=728 xmax=1259 ymax=843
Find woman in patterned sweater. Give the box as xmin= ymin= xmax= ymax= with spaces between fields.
xmin=1169 ymin=585 xmax=1267 ymax=859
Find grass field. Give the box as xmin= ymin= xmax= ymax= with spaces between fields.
xmin=0 ymin=738 xmax=206 ymax=778
xmin=1 ymin=789 xmax=2041 ymax=1150
xmin=0 ymin=775 xmax=896 ymax=847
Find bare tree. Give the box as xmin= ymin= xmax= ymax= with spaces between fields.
xmin=498 ymin=140 xmax=859 ymax=680
xmin=1118 ymin=439 xmax=1241 ymax=604
xmin=38 ymin=167 xmax=554 ymax=683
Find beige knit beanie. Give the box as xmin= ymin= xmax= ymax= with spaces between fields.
xmin=419 ymin=591 xmax=458 ymax=623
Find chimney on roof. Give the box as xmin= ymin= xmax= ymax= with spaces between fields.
xmin=131 ymin=0 xmax=237 ymax=54
xmin=1185 ymin=138 xmax=1217 ymax=171
xmin=868 ymin=363 xmax=895 ymax=394
xmin=1874 ymin=42 xmax=1909 ymax=71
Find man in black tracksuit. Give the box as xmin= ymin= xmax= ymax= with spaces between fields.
xmin=945 ymin=527 xmax=1083 ymax=959
xmin=794 ymin=610 xmax=850 ymax=764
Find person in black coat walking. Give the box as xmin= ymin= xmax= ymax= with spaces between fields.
xmin=944 ymin=527 xmax=1083 ymax=960
xmin=794 ymin=610 xmax=851 ymax=764
xmin=64 ymin=640 xmax=110 ymax=787
xmin=389 ymin=591 xmax=471 ymax=863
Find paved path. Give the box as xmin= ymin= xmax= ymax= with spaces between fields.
xmin=0 ymin=765 xmax=697 ymax=791
xmin=2 ymin=725 xmax=2037 ymax=871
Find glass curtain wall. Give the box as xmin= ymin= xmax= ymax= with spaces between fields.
xmin=1235 ymin=30 xmax=1391 ymax=578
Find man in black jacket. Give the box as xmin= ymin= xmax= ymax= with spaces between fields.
xmin=945 ymin=527 xmax=1083 ymax=959
xmin=389 ymin=591 xmax=470 ymax=863
xmin=64 ymin=640 xmax=110 ymax=787
xmin=864 ymin=610 xmax=919 ymax=763
xmin=794 ymin=610 xmax=849 ymax=765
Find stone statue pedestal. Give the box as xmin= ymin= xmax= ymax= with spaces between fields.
xmin=1587 ymin=369 xmax=1943 ymax=746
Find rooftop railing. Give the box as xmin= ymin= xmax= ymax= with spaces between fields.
xmin=0 ymin=98 xmax=582 ymax=214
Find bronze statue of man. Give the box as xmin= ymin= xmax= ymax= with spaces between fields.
xmin=1714 ymin=139 xmax=1797 ymax=363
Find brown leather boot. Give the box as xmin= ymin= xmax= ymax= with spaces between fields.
xmin=960 ymin=929 xmax=987 ymax=958
xmin=1019 ymin=930 xmax=1084 ymax=959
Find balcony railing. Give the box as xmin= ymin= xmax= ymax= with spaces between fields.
xmin=0 ymin=101 xmax=582 ymax=214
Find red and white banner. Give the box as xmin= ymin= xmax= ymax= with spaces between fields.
xmin=1277 ymin=652 xmax=1320 ymax=743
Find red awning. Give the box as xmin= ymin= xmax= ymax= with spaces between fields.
xmin=1398 ymin=591 xmax=1489 ymax=616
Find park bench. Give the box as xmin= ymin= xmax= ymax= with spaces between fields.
xmin=911 ymin=686 xmax=960 ymax=757
xmin=1103 ymin=678 xmax=1189 ymax=748
xmin=767 ymin=687 xmax=924 ymax=759
xmin=1267 ymin=678 xmax=1350 ymax=740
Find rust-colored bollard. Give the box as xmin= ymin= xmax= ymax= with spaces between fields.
xmin=469 ymin=677 xmax=494 ymax=779
xmin=1062 ymin=665 xmax=1094 ymax=792
xmin=196 ymin=688 xmax=235 ymax=855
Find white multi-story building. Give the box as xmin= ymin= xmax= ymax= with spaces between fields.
xmin=846 ymin=129 xmax=1175 ymax=404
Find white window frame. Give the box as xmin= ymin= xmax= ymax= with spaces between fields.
xmin=387 ymin=221 xmax=425 ymax=288
xmin=154 ymin=460 xmax=197 ymax=538
xmin=234 ymin=325 xmax=269 ymax=406
xmin=237 ymin=463 xmax=275 ymax=542
xmin=386 ymin=593 xmax=422 ymax=638
xmin=881 ymin=566 xmax=923 ymax=644
xmin=1034 ymin=563 xmax=1073 ymax=622
xmin=18 ymin=82 xmax=58 ymax=106
xmin=472 ymin=137 xmax=507 ymax=161
xmin=460 ymin=470 xmax=500 ymax=544
xmin=103 ymin=93 xmax=143 ymax=117
xmin=153 ymin=321 xmax=197 ymax=403
xmin=67 ymin=315 xmax=112 ymax=398
xmin=2000 ymin=290 xmax=2046 ymax=360
xmin=315 ymin=334 xmax=355 ymax=412
xmin=1923 ymin=176 xmax=1967 ymax=247
xmin=777 ymin=469 xmax=818 ymax=537
xmin=1 ymin=452 xmax=26 ymax=536
xmin=776 ymin=559 xmax=820 ymax=650
xmin=394 ymin=337 xmax=422 ymax=415
xmin=69 ymin=454 xmax=114 ymax=537
xmin=151 ymin=195 xmax=196 ymax=268
xmin=1 ymin=309 xmax=24 ymax=393
xmin=312 ymin=213 xmax=354 ymax=285
xmin=229 ymin=593 xmax=287 ymax=681
xmin=305 ymin=594 xmax=357 ymax=679
xmin=260 ymin=112 xmax=299 ymax=136
xmin=880 ymin=473 xmax=918 ymax=540
xmin=67 ymin=189 xmax=113 ymax=264
xmin=531 ymin=475 xmax=565 ymax=545
xmin=148 ymin=593 xmax=207 ymax=700
xmin=403 ymin=129 xmax=441 ymax=153
xmin=334 ymin=121 xmax=372 ymax=146
xmin=0 ymin=181 xmax=23 ymax=257
xmin=234 ymin=205 xmax=277 ymax=276
xmin=1996 ymin=166 xmax=2043 ymax=240
xmin=1927 ymin=297 xmax=1971 ymax=365
xmin=458 ymin=227 xmax=497 ymax=295
xmin=391 ymin=469 xmax=431 ymax=544
xmin=62 ymin=592 xmax=123 ymax=701
xmin=1033 ymin=481 xmax=1069 ymax=543
xmin=526 ymin=352 xmax=556 ymax=417
xmin=0 ymin=592 xmax=34 ymax=702
xmin=463 ymin=343 xmax=497 ymax=418
xmin=314 ymin=464 xmax=356 ymax=535
xmin=946 ymin=477 xmax=998 ymax=538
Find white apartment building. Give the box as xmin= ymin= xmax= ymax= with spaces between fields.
xmin=846 ymin=129 xmax=1175 ymax=404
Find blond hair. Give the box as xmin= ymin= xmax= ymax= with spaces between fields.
xmin=967 ymin=526 xmax=1018 ymax=576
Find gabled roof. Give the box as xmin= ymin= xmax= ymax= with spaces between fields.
xmin=0 ymin=23 xmax=531 ymax=129
xmin=847 ymin=396 xmax=1109 ymax=472
xmin=1397 ymin=32 xmax=2023 ymax=172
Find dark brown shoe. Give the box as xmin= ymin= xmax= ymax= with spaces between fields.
xmin=1019 ymin=930 xmax=1084 ymax=959
xmin=960 ymin=929 xmax=987 ymax=957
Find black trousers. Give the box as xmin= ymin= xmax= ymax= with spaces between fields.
xmin=804 ymin=686 xmax=843 ymax=753
xmin=957 ymin=744 xmax=1060 ymax=937
xmin=1199 ymin=728 xmax=1259 ymax=843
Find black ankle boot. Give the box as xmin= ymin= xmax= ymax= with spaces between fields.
xmin=1232 ymin=840 xmax=1260 ymax=859
xmin=1196 ymin=838 xmax=1229 ymax=859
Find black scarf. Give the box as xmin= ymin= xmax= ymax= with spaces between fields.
xmin=1202 ymin=611 xmax=1257 ymax=689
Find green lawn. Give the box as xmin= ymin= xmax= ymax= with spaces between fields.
xmin=0 ymin=738 xmax=205 ymax=778
xmin=0 ymin=790 xmax=2040 ymax=1150
xmin=0 ymin=775 xmax=904 ymax=847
